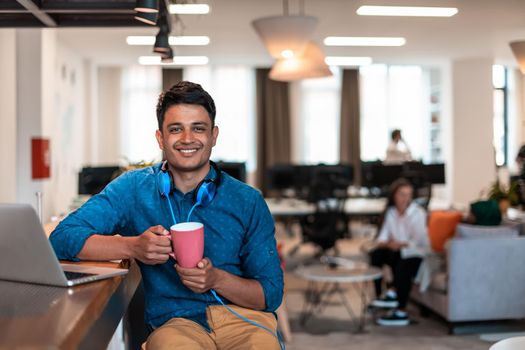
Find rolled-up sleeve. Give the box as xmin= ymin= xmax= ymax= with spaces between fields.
xmin=50 ymin=171 xmax=135 ymax=261
xmin=239 ymin=193 xmax=284 ymax=312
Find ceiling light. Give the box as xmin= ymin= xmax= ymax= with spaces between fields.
xmin=324 ymin=36 xmax=406 ymax=47
xmin=135 ymin=0 xmax=159 ymax=13
xmin=138 ymin=56 xmax=209 ymax=65
xmin=169 ymin=4 xmax=210 ymax=14
xmin=281 ymin=49 xmax=294 ymax=58
xmin=252 ymin=15 xmax=318 ymax=58
xmin=153 ymin=31 xmax=170 ymax=53
xmin=126 ymin=36 xmax=210 ymax=46
xmin=325 ymin=56 xmax=373 ymax=66
xmin=356 ymin=5 xmax=458 ymax=17
xmin=269 ymin=41 xmax=332 ymax=81
xmin=134 ymin=11 xmax=157 ymax=25
xmin=510 ymin=41 xmax=525 ymax=74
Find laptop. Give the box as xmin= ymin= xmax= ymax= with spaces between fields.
xmin=0 ymin=203 xmax=128 ymax=287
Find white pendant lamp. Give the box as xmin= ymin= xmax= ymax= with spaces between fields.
xmin=269 ymin=41 xmax=332 ymax=81
xmin=252 ymin=15 xmax=318 ymax=59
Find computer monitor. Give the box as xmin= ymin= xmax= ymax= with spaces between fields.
xmin=372 ymin=164 xmax=404 ymax=188
xmin=311 ymin=164 xmax=353 ymax=187
xmin=216 ymin=161 xmax=247 ymax=183
xmin=422 ymin=163 xmax=446 ymax=184
xmin=78 ymin=166 xmax=121 ymax=195
xmin=266 ymin=164 xmax=297 ymax=192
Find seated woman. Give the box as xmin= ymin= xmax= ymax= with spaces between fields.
xmin=369 ymin=178 xmax=429 ymax=326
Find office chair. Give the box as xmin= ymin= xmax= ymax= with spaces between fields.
xmin=299 ymin=168 xmax=350 ymax=256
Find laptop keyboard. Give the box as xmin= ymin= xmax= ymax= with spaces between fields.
xmin=64 ymin=271 xmax=97 ymax=281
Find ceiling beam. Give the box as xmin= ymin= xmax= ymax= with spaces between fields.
xmin=16 ymin=0 xmax=57 ymax=27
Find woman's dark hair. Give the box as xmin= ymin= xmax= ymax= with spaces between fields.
xmin=156 ymin=81 xmax=216 ymax=130
xmin=376 ymin=178 xmax=414 ymax=235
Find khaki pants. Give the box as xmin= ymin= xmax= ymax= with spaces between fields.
xmin=146 ymin=305 xmax=280 ymax=350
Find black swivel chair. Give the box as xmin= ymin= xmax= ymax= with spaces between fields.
xmin=299 ymin=166 xmax=350 ymax=256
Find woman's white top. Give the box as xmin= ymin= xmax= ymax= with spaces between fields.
xmin=376 ymin=202 xmax=429 ymax=258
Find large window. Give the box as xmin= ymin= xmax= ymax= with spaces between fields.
xmin=294 ymin=68 xmax=342 ymax=164
xmin=492 ymin=64 xmax=508 ymax=167
xmin=184 ymin=66 xmax=256 ymax=172
xmin=120 ymin=66 xmax=162 ymax=163
xmin=360 ymin=65 xmax=430 ymax=162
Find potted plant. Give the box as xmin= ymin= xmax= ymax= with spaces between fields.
xmin=487 ymin=180 xmax=520 ymax=214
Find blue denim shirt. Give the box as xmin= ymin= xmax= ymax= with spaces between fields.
xmin=50 ymin=164 xmax=283 ymax=330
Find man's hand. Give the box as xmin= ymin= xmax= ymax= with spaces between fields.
xmin=131 ymin=225 xmax=172 ymax=265
xmin=175 ymin=258 xmax=220 ymax=293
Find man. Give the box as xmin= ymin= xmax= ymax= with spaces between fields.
xmin=50 ymin=81 xmax=283 ymax=349
xmin=384 ymin=129 xmax=412 ymax=164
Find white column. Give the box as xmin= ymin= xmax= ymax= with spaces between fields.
xmin=450 ymin=58 xmax=496 ymax=206
xmin=96 ymin=67 xmax=122 ymax=165
xmin=0 ymin=29 xmax=17 ymax=202
xmin=16 ymin=29 xmax=45 ymax=212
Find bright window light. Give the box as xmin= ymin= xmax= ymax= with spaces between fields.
xmin=325 ymin=56 xmax=372 ymax=66
xmin=281 ymin=49 xmax=294 ymax=58
xmin=169 ymin=4 xmax=210 ymax=14
xmin=324 ymin=36 xmax=406 ymax=47
xmin=138 ymin=56 xmax=209 ymax=65
xmin=127 ymin=36 xmax=210 ymax=46
xmin=356 ymin=6 xmax=458 ymax=17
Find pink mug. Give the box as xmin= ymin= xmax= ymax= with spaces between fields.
xmin=169 ymin=222 xmax=204 ymax=268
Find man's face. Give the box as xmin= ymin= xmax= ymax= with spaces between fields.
xmin=155 ymin=104 xmax=218 ymax=174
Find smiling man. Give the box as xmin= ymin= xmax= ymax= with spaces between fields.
xmin=50 ymin=81 xmax=283 ymax=350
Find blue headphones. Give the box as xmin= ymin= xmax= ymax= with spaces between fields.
xmin=157 ymin=160 xmax=222 ymax=223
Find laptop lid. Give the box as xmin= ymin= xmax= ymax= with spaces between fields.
xmin=0 ymin=203 xmax=127 ymax=287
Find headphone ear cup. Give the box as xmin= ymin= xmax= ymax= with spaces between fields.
xmin=157 ymin=171 xmax=172 ymax=197
xmin=195 ymin=181 xmax=217 ymax=207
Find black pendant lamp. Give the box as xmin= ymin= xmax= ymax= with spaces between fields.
xmin=135 ymin=0 xmax=159 ymax=13
xmin=134 ymin=11 xmax=158 ymax=25
xmin=153 ymin=30 xmax=170 ymax=53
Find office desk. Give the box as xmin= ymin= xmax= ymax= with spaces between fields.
xmin=265 ymin=197 xmax=385 ymax=217
xmin=265 ymin=198 xmax=316 ymax=216
xmin=0 ymin=260 xmax=141 ymax=350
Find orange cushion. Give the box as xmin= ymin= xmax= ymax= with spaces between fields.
xmin=427 ymin=211 xmax=463 ymax=252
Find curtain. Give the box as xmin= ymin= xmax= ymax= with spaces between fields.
xmin=339 ymin=69 xmax=361 ymax=185
xmin=255 ymin=68 xmax=291 ymax=193
xmin=162 ymin=68 xmax=183 ymax=91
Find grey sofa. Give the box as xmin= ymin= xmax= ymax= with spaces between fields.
xmin=411 ymin=223 xmax=525 ymax=330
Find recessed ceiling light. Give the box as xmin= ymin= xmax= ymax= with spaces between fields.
xmin=169 ymin=4 xmax=210 ymax=14
xmin=356 ymin=6 xmax=458 ymax=17
xmin=325 ymin=56 xmax=373 ymax=66
xmin=324 ymin=37 xmax=406 ymax=47
xmin=127 ymin=36 xmax=210 ymax=46
xmin=138 ymin=56 xmax=209 ymax=65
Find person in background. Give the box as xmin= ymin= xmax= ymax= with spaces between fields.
xmin=369 ymin=178 xmax=429 ymax=326
xmin=385 ymin=129 xmax=412 ymax=164
xmin=50 ymin=81 xmax=283 ymax=349
xmin=510 ymin=145 xmax=525 ymax=208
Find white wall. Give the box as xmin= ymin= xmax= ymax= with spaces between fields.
xmin=45 ymin=38 xmax=87 ymax=217
xmin=96 ymin=67 xmax=122 ymax=165
xmin=450 ymin=58 xmax=496 ymax=206
xmin=16 ymin=29 xmax=45 ymax=214
xmin=0 ymin=29 xmax=17 ymax=203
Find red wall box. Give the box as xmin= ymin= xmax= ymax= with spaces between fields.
xmin=31 ymin=138 xmax=51 ymax=179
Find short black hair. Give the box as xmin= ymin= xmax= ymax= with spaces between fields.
xmin=391 ymin=129 xmax=401 ymax=140
xmin=156 ymin=81 xmax=216 ymax=130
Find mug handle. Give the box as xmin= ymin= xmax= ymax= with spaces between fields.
xmin=163 ymin=233 xmax=176 ymax=259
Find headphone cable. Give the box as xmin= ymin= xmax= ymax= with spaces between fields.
xmin=166 ymin=194 xmax=177 ymax=226
xmin=210 ymin=289 xmax=286 ymax=350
